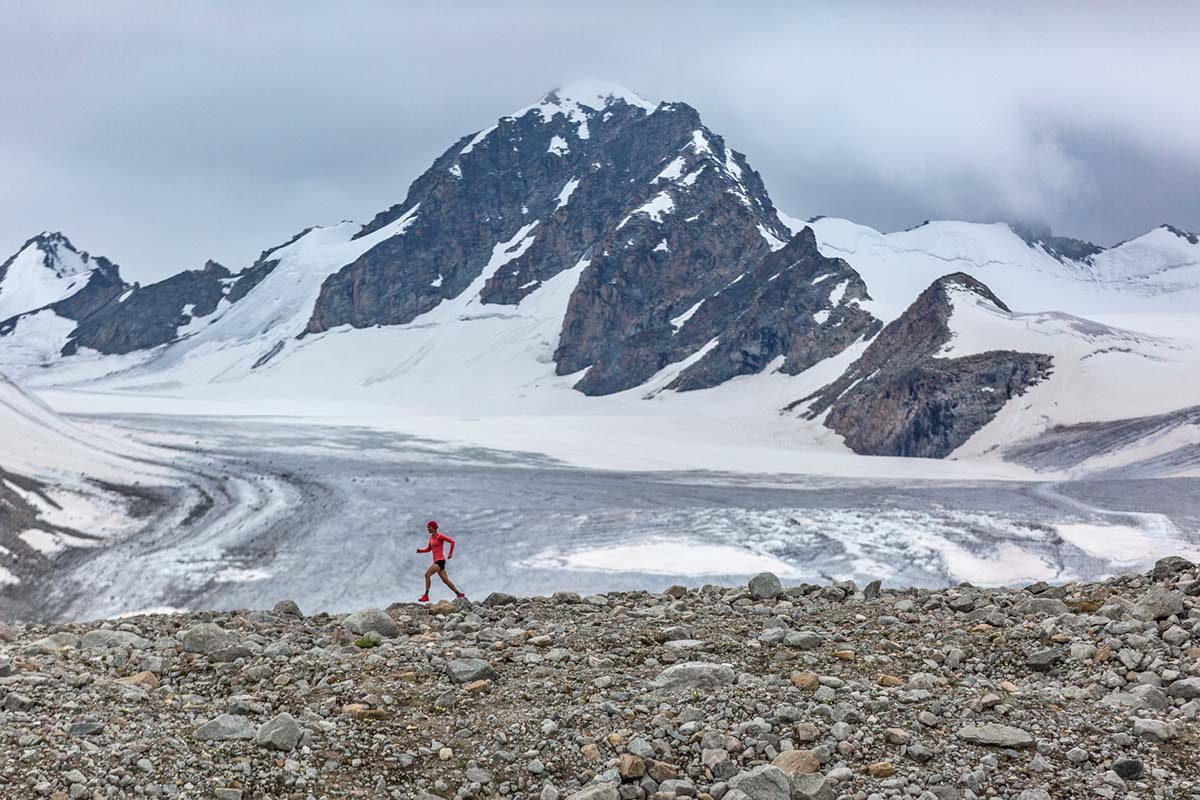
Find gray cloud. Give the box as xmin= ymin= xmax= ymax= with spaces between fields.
xmin=2 ymin=1 xmax=1198 ymax=283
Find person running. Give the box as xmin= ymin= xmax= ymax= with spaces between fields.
xmin=416 ymin=520 xmax=465 ymax=602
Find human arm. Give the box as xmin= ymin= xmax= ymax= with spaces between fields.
xmin=416 ymin=542 xmax=431 ymax=553
xmin=440 ymin=532 xmax=456 ymax=558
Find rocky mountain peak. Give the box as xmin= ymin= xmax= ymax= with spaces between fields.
xmin=537 ymin=80 xmax=657 ymax=113
xmin=304 ymin=81 xmax=793 ymax=400
xmin=0 ymin=232 xmax=126 ymax=327
xmin=1161 ymin=223 xmax=1199 ymax=245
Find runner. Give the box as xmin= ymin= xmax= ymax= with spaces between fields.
xmin=416 ymin=520 xmax=465 ymax=602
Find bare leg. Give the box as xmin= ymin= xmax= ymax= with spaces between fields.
xmin=424 ymin=564 xmax=437 ymax=595
xmin=437 ymin=568 xmax=461 ymax=595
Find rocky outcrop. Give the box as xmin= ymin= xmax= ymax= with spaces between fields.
xmin=795 ymin=273 xmax=1053 ymax=457
xmin=1009 ymin=221 xmax=1104 ymax=264
xmin=665 ymin=228 xmax=882 ymax=392
xmin=62 ymin=261 xmax=231 ymax=355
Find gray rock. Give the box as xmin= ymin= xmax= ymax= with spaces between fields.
xmin=67 ymin=722 xmax=104 ymax=736
xmin=1151 ymin=555 xmax=1194 ymax=581
xmin=1131 ymin=718 xmax=1175 ymax=742
xmin=653 ymin=662 xmax=736 ymax=692
xmin=784 ymin=631 xmax=824 ymax=650
xmin=863 ymin=579 xmax=882 ymax=600
xmin=208 ymin=645 xmax=255 ymax=663
xmin=728 ymin=765 xmax=790 ymax=800
xmin=3 ymin=692 xmax=33 ymax=711
xmin=255 ymin=712 xmax=301 ymax=751
xmin=272 ymin=599 xmax=303 ymax=618
xmin=27 ymin=632 xmax=81 ymax=654
xmin=748 ymin=572 xmax=783 ymax=600
xmin=483 ymin=592 xmax=518 ymax=607
xmin=81 ymin=629 xmax=150 ymax=650
xmin=180 ymin=623 xmax=239 ymax=654
xmin=1111 ymin=758 xmax=1143 ymax=780
xmin=1130 ymin=585 xmax=1184 ymax=621
xmin=790 ymin=773 xmax=835 ymax=800
xmin=193 ymin=714 xmax=256 ymax=741
xmin=956 ymin=723 xmax=1035 ymax=748
xmin=1015 ymin=597 xmax=1069 ymax=616
xmin=342 ymin=608 xmax=400 ymax=637
xmin=564 ymin=784 xmax=619 ymax=800
xmin=0 ymin=657 xmax=11 ymax=677
xmin=446 ymin=658 xmax=496 ymax=684
xmin=1026 ymin=647 xmax=1062 ymax=672
xmin=1165 ymin=677 xmax=1200 ymax=699
xmin=1102 ymin=684 xmax=1168 ymax=710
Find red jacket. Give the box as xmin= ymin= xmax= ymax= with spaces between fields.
xmin=418 ymin=531 xmax=455 ymax=561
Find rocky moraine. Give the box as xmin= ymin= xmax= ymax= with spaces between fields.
xmin=2 ymin=559 xmax=1199 ymax=799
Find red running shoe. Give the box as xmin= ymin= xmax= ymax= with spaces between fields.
xmin=418 ymin=594 xmax=429 ymax=603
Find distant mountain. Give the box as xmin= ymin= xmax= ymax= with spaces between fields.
xmin=0 ymin=82 xmax=1197 ymax=470
xmin=793 ymin=273 xmax=1053 ymax=457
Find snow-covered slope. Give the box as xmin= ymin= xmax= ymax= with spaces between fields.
xmin=795 ymin=217 xmax=1200 ymax=333
xmin=0 ymin=233 xmax=101 ymax=322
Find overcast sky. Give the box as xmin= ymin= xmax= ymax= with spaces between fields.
xmin=3 ymin=1 xmax=1198 ymax=284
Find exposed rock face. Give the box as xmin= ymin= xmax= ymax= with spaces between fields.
xmin=62 ymin=261 xmax=231 ymax=355
xmin=551 ymin=114 xmax=791 ymax=394
xmin=795 ymin=273 xmax=1053 ymax=457
xmin=1009 ymin=221 xmax=1104 ymax=264
xmin=665 ymin=228 xmax=881 ymax=392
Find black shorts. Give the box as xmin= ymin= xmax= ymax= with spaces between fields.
xmin=434 ymin=559 xmax=447 ymax=570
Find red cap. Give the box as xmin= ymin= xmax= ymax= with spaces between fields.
xmin=427 ymin=520 xmax=438 ymax=529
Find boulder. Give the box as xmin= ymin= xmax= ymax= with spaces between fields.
xmin=27 ymin=632 xmax=81 ymax=654
xmin=180 ymin=623 xmax=239 ymax=655
xmin=748 ymin=572 xmax=783 ymax=600
xmin=785 ymin=631 xmax=824 ymax=650
xmin=81 ymin=630 xmax=150 ymax=650
xmin=446 ymin=658 xmax=496 ymax=684
xmin=483 ymin=592 xmax=518 ymax=607
xmin=728 ymin=765 xmax=790 ymax=800
xmin=564 ymin=784 xmax=619 ymax=800
xmin=255 ymin=712 xmax=301 ymax=751
xmin=956 ymin=723 xmax=1035 ymax=748
xmin=342 ymin=608 xmax=400 ymax=638
xmin=272 ymin=599 xmax=304 ymax=618
xmin=1132 ymin=718 xmax=1176 ymax=742
xmin=1026 ymin=648 xmax=1062 ymax=672
xmin=1165 ymin=677 xmax=1200 ymax=699
xmin=193 ymin=714 xmax=256 ymax=741
xmin=1130 ymin=586 xmax=1184 ymax=621
xmin=653 ymin=662 xmax=735 ymax=692
xmin=1102 ymin=684 xmax=1167 ymax=710
xmin=790 ymin=774 xmax=835 ymax=800
xmin=1151 ymin=556 xmax=1194 ymax=581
